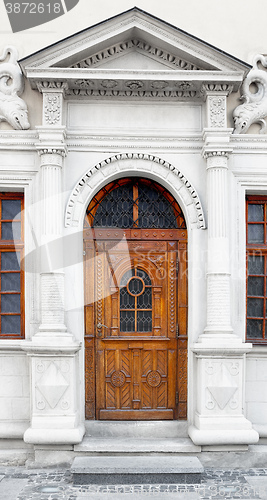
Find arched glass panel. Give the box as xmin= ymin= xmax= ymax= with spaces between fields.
xmin=86 ymin=178 xmax=186 ymax=229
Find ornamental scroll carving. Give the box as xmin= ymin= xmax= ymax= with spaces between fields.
xmin=233 ymin=55 xmax=267 ymax=134
xmin=0 ymin=46 xmax=30 ymax=130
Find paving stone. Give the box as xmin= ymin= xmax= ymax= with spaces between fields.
xmin=0 ymin=478 xmax=28 ymax=500
xmin=76 ymin=494 xmax=200 ymax=499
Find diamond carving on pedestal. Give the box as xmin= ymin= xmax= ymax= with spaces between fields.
xmin=207 ymin=363 xmax=237 ymax=410
xmin=36 ymin=362 xmax=69 ymax=409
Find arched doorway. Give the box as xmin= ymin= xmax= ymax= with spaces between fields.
xmin=83 ymin=178 xmax=187 ymax=420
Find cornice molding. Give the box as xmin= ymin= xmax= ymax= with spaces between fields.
xmin=65 ymin=152 xmax=206 ymax=229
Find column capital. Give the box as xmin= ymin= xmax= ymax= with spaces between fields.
xmin=36 ymin=81 xmax=69 ymax=95
xmin=202 ymin=129 xmax=233 ymax=161
xmin=201 ymin=83 xmax=234 ymax=99
xmin=35 ymin=126 xmax=67 ymax=159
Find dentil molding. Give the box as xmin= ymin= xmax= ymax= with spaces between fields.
xmin=65 ymin=152 xmax=206 ymax=229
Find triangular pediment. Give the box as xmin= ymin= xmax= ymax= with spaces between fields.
xmin=20 ymin=7 xmax=250 ymax=95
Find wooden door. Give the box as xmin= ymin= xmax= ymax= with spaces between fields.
xmin=84 ymin=228 xmax=187 ymax=420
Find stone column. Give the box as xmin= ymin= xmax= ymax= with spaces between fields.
xmin=23 ymin=82 xmax=84 ymax=450
xmin=188 ymin=86 xmax=258 ymax=447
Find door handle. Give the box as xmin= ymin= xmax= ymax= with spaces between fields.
xmin=96 ymin=323 xmax=109 ymax=337
xmin=97 ymin=323 xmax=109 ymax=329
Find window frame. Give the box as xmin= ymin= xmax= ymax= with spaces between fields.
xmin=246 ymin=195 xmax=267 ymax=344
xmin=0 ymin=192 xmax=24 ymax=339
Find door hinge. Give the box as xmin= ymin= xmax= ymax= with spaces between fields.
xmin=176 ymin=260 xmax=179 ymax=273
xmin=175 ymin=391 xmax=179 ymax=405
xmin=83 ymin=250 xmax=86 ymax=256
xmin=176 ymin=323 xmax=179 ymax=338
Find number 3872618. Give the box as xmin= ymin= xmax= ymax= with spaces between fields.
xmin=5 ymin=3 xmax=62 ymax=14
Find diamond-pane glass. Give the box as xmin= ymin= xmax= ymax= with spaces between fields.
xmin=247 ymin=318 xmax=263 ymax=338
xmin=120 ymin=311 xmax=135 ymax=332
xmin=248 ymin=204 xmax=264 ymax=222
xmin=1 ymin=315 xmax=20 ymax=334
xmin=87 ymin=179 xmax=186 ymax=229
xmin=137 ymin=288 xmax=152 ymax=308
xmin=137 ymin=310 xmax=152 ymax=332
xmin=2 ymin=200 xmax=21 ymax=220
xmin=128 ymin=277 xmax=144 ymax=295
xmin=137 ymin=269 xmax=151 ymax=285
xmin=137 ymin=184 xmax=178 ymax=228
xmin=1 ymin=252 xmax=20 ymax=271
xmin=120 ymin=287 xmax=135 ymax=309
xmin=248 ymin=224 xmax=264 ymax=243
xmin=248 ymin=255 xmax=264 ymax=275
xmin=120 ymin=268 xmax=152 ymax=334
xmin=247 ymin=277 xmax=264 ymax=296
xmin=93 ymin=185 xmax=133 ymax=228
xmin=247 ymin=298 xmax=264 ymax=317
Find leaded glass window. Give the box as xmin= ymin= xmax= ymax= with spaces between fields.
xmin=86 ymin=178 xmax=186 ymax=229
xmin=0 ymin=193 xmax=24 ymax=339
xmin=120 ymin=268 xmax=152 ymax=333
xmin=246 ymin=196 xmax=267 ymax=342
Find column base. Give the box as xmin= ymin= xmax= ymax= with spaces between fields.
xmin=189 ymin=422 xmax=259 ymax=446
xmin=24 ymin=424 xmax=85 ymax=445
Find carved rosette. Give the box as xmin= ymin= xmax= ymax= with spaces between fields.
xmin=111 ymin=370 xmax=126 ymax=387
xmin=146 ymin=370 xmax=162 ymax=387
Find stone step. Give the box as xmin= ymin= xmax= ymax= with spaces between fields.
xmin=71 ymin=455 xmax=203 ymax=484
xmin=84 ymin=420 xmax=188 ymax=438
xmin=74 ymin=437 xmax=200 ymax=454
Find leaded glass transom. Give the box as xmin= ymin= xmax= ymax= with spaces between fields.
xmin=86 ymin=178 xmax=186 ymax=229
xmin=120 ymin=268 xmax=152 ymax=333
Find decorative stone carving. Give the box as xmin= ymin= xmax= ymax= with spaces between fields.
xmin=36 ymin=362 xmax=69 ymax=409
xmin=44 ymin=93 xmax=61 ymax=125
xmin=65 ymin=153 xmax=206 ymax=229
xmin=206 ymin=363 xmax=238 ymax=410
xmin=233 ymin=54 xmax=267 ymax=134
xmin=208 ymin=96 xmax=226 ymax=128
xmin=71 ymin=38 xmax=203 ymax=71
xmin=0 ymin=46 xmax=30 ymax=130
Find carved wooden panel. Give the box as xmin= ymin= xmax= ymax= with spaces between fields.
xmin=84 ymin=228 xmax=188 ymax=420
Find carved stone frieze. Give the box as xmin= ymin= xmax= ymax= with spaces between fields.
xmin=0 ymin=46 xmax=30 ymax=130
xmin=65 ymin=153 xmax=206 ymax=230
xmin=71 ymin=38 xmax=203 ymax=71
xmin=233 ymin=54 xmax=267 ymax=134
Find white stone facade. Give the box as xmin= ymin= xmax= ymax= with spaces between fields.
xmin=0 ymin=7 xmax=267 ymax=462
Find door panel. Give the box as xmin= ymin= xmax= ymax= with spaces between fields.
xmin=84 ymin=229 xmax=187 ymax=420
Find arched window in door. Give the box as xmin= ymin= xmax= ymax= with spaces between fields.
xmin=85 ymin=178 xmax=186 ymax=229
